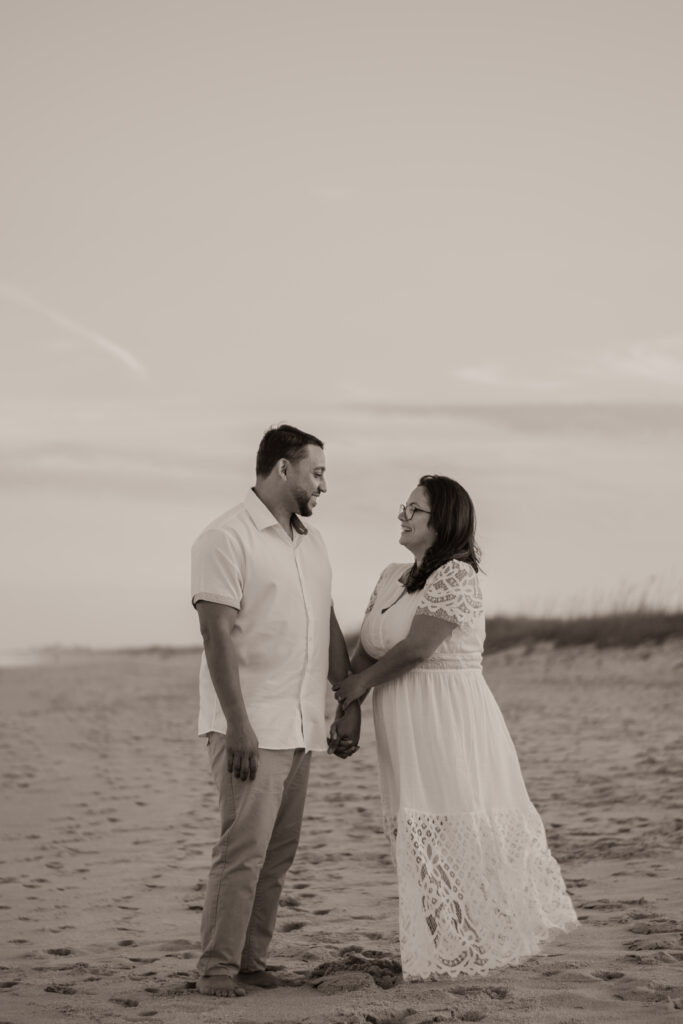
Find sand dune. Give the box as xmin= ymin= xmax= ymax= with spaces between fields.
xmin=1 ymin=641 xmax=682 ymax=1023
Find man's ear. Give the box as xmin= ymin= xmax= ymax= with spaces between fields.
xmin=278 ymin=459 xmax=288 ymax=478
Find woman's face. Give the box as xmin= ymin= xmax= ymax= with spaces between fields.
xmin=398 ymin=484 xmax=438 ymax=559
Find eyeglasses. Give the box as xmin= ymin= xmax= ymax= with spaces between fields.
xmin=399 ymin=503 xmax=431 ymax=521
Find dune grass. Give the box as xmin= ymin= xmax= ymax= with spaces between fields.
xmin=483 ymin=610 xmax=683 ymax=652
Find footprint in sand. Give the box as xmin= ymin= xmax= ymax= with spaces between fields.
xmin=281 ymin=921 xmax=306 ymax=931
xmin=579 ymin=899 xmax=629 ymax=911
xmin=628 ymin=918 xmax=682 ymax=934
xmin=611 ymin=975 xmax=683 ymax=1006
xmin=158 ymin=939 xmax=199 ymax=951
xmin=625 ymin=917 xmax=683 ymax=957
xmin=628 ymin=936 xmax=682 ymax=953
xmin=310 ymin=948 xmax=402 ymax=990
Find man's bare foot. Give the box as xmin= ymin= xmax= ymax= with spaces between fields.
xmin=197 ymin=975 xmax=247 ymax=997
xmin=236 ymin=969 xmax=279 ymax=989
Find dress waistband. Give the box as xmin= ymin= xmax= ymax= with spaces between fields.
xmin=420 ymin=655 xmax=483 ymax=670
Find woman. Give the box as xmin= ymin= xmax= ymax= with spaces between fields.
xmin=332 ymin=475 xmax=577 ymax=979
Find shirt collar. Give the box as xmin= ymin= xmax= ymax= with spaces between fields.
xmin=245 ymin=488 xmax=308 ymax=535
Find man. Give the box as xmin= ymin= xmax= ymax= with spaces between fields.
xmin=190 ymin=424 xmax=359 ymax=998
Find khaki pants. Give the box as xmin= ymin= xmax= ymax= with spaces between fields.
xmin=197 ymin=733 xmax=311 ymax=978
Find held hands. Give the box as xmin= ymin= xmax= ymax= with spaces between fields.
xmin=333 ymin=672 xmax=370 ymax=711
xmin=327 ymin=700 xmax=361 ymax=758
xmin=226 ymin=717 xmax=259 ymax=781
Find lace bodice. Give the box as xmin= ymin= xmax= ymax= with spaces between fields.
xmin=360 ymin=560 xmax=485 ymax=665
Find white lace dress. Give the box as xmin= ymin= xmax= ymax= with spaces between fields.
xmin=360 ymin=559 xmax=578 ymax=979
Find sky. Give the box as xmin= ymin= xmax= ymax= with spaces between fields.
xmin=1 ymin=1 xmax=682 ymax=649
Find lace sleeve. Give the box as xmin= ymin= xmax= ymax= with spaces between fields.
xmin=415 ymin=560 xmax=483 ymax=629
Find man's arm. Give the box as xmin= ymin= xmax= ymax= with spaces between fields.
xmin=327 ymin=607 xmax=360 ymax=758
xmin=196 ymin=600 xmax=259 ymax=781
xmin=328 ymin=606 xmax=352 ymax=684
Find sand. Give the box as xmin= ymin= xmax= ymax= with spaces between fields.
xmin=1 ymin=640 xmax=682 ymax=1024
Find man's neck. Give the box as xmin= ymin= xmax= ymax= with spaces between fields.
xmin=253 ymin=482 xmax=295 ymax=538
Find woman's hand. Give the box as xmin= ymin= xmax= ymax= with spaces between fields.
xmin=334 ymin=672 xmax=370 ymax=710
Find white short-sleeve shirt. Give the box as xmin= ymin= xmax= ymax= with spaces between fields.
xmin=191 ymin=489 xmax=333 ymax=751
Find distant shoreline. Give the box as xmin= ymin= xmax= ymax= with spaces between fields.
xmin=4 ymin=610 xmax=681 ymax=665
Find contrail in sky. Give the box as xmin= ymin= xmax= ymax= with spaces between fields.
xmin=0 ymin=281 xmax=147 ymax=377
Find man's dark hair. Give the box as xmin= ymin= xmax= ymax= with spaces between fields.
xmin=256 ymin=424 xmax=324 ymax=478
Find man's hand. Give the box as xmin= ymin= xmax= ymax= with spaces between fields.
xmin=327 ymin=701 xmax=361 ymax=759
xmin=226 ymin=717 xmax=259 ymax=781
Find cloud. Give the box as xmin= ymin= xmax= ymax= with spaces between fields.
xmin=314 ymin=184 xmax=356 ymax=202
xmin=0 ymin=441 xmax=235 ymax=500
xmin=601 ymin=338 xmax=683 ymax=384
xmin=452 ymin=362 xmax=562 ymax=393
xmin=0 ymin=281 xmax=147 ymax=377
xmin=345 ymin=399 xmax=683 ymax=439
xmin=455 ymin=363 xmax=502 ymax=386
xmin=451 ymin=342 xmax=683 ymax=400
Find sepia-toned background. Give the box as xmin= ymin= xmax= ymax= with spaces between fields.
xmin=2 ymin=6 xmax=683 ymax=1022
xmin=1 ymin=0 xmax=682 ymax=652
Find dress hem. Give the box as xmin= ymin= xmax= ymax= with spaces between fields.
xmin=402 ymin=914 xmax=580 ymax=981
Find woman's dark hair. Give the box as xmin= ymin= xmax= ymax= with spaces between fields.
xmin=405 ymin=474 xmax=481 ymax=592
xmin=256 ymin=424 xmax=324 ymax=477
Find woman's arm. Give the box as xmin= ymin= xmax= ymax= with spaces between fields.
xmin=350 ymin=640 xmax=377 ymax=674
xmin=335 ymin=614 xmax=454 ymax=708
xmin=338 ymin=640 xmax=378 ymax=712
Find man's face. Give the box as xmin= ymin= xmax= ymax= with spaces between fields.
xmin=287 ymin=445 xmax=327 ymax=517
